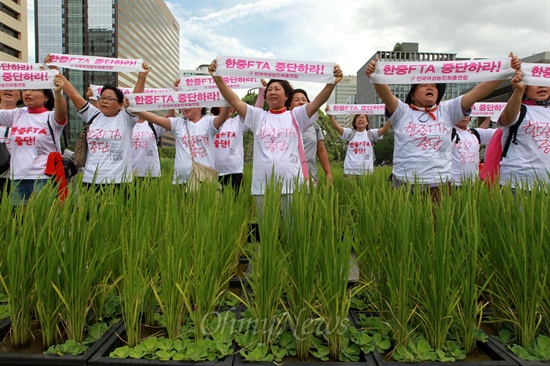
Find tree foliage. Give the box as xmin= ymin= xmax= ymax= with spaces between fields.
xmin=317 ymin=110 xmax=346 ymax=162
xmin=393 ymin=42 xmax=404 ymax=51
xmin=373 ymin=132 xmax=394 ymax=165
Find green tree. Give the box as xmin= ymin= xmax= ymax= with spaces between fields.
xmin=317 ymin=110 xmax=346 ymax=162
xmin=393 ymin=42 xmax=404 ymax=51
xmin=373 ymin=132 xmax=394 ymax=165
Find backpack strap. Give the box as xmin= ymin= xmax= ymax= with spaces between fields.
xmin=3 ymin=127 xmax=8 ymax=139
xmin=502 ymin=104 xmax=527 ymax=158
xmin=46 ymin=118 xmax=60 ymax=153
xmin=470 ymin=128 xmax=481 ymax=144
xmin=148 ymin=121 xmax=160 ymax=147
xmin=345 ymin=129 xmax=357 ymax=145
xmin=451 ymin=127 xmax=459 ymax=143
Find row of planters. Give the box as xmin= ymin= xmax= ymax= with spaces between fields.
xmin=0 ymin=167 xmax=548 ymax=365
xmin=346 ymin=174 xmax=549 ymax=364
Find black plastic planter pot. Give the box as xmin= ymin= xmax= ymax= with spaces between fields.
xmin=371 ymin=339 xmax=518 ymax=366
xmin=233 ymin=350 xmax=376 ymax=366
xmin=488 ymin=336 xmax=549 ymax=366
xmin=88 ymin=324 xmax=235 ymax=366
xmin=0 ymin=319 xmax=123 ymax=366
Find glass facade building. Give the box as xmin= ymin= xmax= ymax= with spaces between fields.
xmin=35 ymin=0 xmax=179 ymax=142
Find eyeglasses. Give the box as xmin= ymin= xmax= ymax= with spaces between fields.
xmin=98 ymin=96 xmax=118 ymax=103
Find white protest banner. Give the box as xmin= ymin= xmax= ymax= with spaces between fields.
xmin=521 ymin=63 xmax=550 ymax=86
xmin=370 ymin=58 xmax=514 ymax=84
xmin=178 ymin=76 xmax=262 ymax=91
xmin=0 ymin=61 xmax=42 ymax=72
xmin=47 ymin=53 xmax=144 ymax=73
xmin=89 ymin=84 xmax=173 ymax=100
xmin=327 ymin=104 xmax=386 ymax=115
xmin=126 ymin=91 xmax=230 ymax=113
xmin=0 ymin=69 xmax=59 ymax=89
xmin=470 ymin=103 xmax=507 ymax=118
xmin=215 ymin=56 xmax=336 ymax=84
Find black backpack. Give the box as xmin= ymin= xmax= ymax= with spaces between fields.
xmin=501 ymin=104 xmax=527 ymax=158
xmin=451 ymin=127 xmax=481 ymax=144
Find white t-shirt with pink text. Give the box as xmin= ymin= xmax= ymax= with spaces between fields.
xmin=214 ymin=115 xmax=245 ymax=176
xmin=78 ymin=103 xmax=137 ymax=184
xmin=244 ymin=105 xmax=314 ymax=195
xmin=170 ymin=116 xmax=219 ymax=185
xmin=341 ymin=128 xmax=383 ymax=175
xmin=0 ymin=108 xmax=64 ymax=180
xmin=451 ymin=127 xmax=496 ymax=185
xmin=389 ymin=97 xmax=468 ymax=184
xmin=498 ymin=104 xmax=550 ymax=190
xmin=131 ymin=121 xmax=165 ymax=177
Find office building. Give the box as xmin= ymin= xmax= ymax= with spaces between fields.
xmin=35 ymin=0 xmax=179 ymax=141
xmin=0 ymin=0 xmax=28 ymax=62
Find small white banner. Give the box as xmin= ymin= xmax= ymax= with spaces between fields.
xmin=327 ymin=104 xmax=386 ymax=115
xmin=215 ymin=56 xmax=336 ymax=83
xmin=470 ymin=103 xmax=507 ymax=118
xmin=47 ymin=53 xmax=144 ymax=72
xmin=178 ymin=76 xmax=262 ymax=91
xmin=0 ymin=69 xmax=59 ymax=89
xmin=89 ymin=84 xmax=173 ymax=100
xmin=126 ymin=91 xmax=230 ymax=112
xmin=0 ymin=61 xmax=42 ymax=72
xmin=521 ymin=63 xmax=550 ymax=87
xmin=370 ymin=58 xmax=515 ymax=84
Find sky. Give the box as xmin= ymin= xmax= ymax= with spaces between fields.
xmin=27 ymin=0 xmax=549 ymax=97
xmin=163 ymin=0 xmax=549 ymax=96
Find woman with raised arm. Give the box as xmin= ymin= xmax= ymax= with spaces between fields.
xmin=0 ymin=89 xmax=22 ymax=198
xmin=450 ymin=116 xmax=496 ymax=186
xmin=288 ymin=89 xmax=333 ymax=185
xmin=132 ymin=78 xmax=229 ymax=185
xmin=497 ymin=70 xmax=549 ymax=191
xmin=47 ymin=54 xmax=148 ymax=188
xmin=0 ymin=77 xmax=66 ymax=205
xmin=365 ymin=53 xmax=520 ymax=203
xmin=209 ymin=59 xmax=343 ymax=216
xmin=327 ymin=107 xmax=390 ymax=177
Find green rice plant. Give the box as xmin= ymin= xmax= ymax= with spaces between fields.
xmin=280 ymin=183 xmax=322 ymax=360
xmin=312 ymin=185 xmax=356 ymax=360
xmin=33 ymin=194 xmax=65 ymax=348
xmin=181 ymin=182 xmax=246 ymax=340
xmin=412 ymin=187 xmax=461 ymax=351
xmin=152 ymin=184 xmax=191 ymax=339
xmin=349 ymin=172 xmax=391 ymax=288
xmin=451 ymin=181 xmax=490 ymax=353
xmin=0 ymin=184 xmax=12 ymax=297
xmin=4 ymin=200 xmax=41 ymax=347
xmin=119 ymin=214 xmax=153 ymax=347
xmin=51 ymin=186 xmax=115 ymax=343
xmin=368 ymin=188 xmax=418 ymax=347
xmin=116 ymin=178 xmax=163 ymax=347
xmin=480 ymin=183 xmax=548 ymax=347
xmin=239 ymin=180 xmax=287 ymax=345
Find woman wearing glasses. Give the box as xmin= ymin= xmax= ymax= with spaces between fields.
xmin=46 ymin=55 xmax=149 ymax=188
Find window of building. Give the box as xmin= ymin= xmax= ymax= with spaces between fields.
xmin=0 ymin=24 xmax=20 ymax=39
xmin=0 ymin=3 xmax=20 ymax=19
xmin=0 ymin=42 xmax=20 ymax=58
